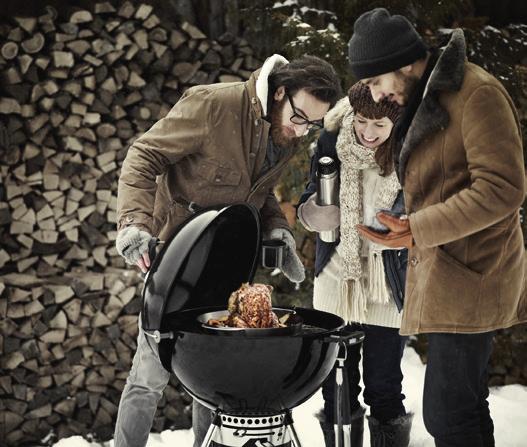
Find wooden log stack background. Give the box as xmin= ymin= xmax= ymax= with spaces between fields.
xmin=0 ymin=2 xmax=261 ymax=445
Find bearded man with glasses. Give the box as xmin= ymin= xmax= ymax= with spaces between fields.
xmin=113 ymin=54 xmax=341 ymax=447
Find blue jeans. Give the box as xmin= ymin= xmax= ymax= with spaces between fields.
xmin=114 ymin=316 xmax=211 ymax=447
xmin=321 ymin=323 xmax=407 ymax=424
xmin=423 ymin=331 xmax=495 ymax=447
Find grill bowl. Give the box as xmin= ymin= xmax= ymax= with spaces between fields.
xmin=159 ymin=306 xmax=344 ymax=413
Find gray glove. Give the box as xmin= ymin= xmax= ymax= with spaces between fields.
xmin=116 ymin=226 xmax=154 ymax=265
xmin=268 ymin=228 xmax=305 ymax=284
xmin=297 ymin=193 xmax=340 ymax=232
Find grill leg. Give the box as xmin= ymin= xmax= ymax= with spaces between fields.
xmin=284 ymin=411 xmax=302 ymax=447
xmin=334 ymin=342 xmax=352 ymax=447
xmin=200 ymin=411 xmax=221 ymax=447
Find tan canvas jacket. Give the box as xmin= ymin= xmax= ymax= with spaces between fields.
xmin=117 ymin=56 xmax=294 ymax=242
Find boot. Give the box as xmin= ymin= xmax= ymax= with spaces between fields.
xmin=317 ymin=407 xmax=365 ymax=447
xmin=368 ymin=413 xmax=413 ymax=447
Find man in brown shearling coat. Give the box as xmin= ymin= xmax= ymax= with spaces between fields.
xmin=351 ymin=8 xmax=526 ymax=447
xmin=113 ymin=55 xmax=341 ymax=447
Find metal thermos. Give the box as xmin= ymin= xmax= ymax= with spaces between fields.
xmin=316 ymin=156 xmax=339 ymax=242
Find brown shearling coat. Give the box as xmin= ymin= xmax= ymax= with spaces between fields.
xmin=116 ymin=57 xmax=294 ymax=241
xmin=401 ymin=29 xmax=527 ymax=335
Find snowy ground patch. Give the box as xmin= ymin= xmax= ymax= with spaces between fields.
xmin=53 ymin=347 xmax=527 ymax=447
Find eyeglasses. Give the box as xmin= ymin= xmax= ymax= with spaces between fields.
xmin=287 ymin=94 xmax=324 ymax=130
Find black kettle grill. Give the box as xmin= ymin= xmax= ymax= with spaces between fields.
xmin=141 ymin=203 xmax=364 ymax=447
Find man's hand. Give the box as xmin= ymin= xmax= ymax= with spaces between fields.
xmin=116 ymin=226 xmax=154 ymax=273
xmin=357 ymin=212 xmax=414 ymax=249
xmin=268 ymin=228 xmax=306 ymax=283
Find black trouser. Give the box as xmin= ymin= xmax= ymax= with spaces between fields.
xmin=423 ymin=331 xmax=495 ymax=447
xmin=322 ymin=323 xmax=407 ymax=424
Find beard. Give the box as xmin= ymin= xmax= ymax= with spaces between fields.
xmin=398 ymin=72 xmax=420 ymax=105
xmin=269 ymin=98 xmax=302 ymax=150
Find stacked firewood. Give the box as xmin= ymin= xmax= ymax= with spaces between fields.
xmin=0 ymin=2 xmax=260 ymax=445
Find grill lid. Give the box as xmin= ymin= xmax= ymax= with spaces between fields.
xmin=141 ymin=203 xmax=261 ymax=336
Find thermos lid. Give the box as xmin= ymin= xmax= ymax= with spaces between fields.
xmin=317 ymin=156 xmax=337 ymax=175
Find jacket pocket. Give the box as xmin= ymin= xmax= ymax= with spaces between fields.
xmin=422 ymin=246 xmax=483 ymax=328
xmin=196 ymin=160 xmax=242 ymax=186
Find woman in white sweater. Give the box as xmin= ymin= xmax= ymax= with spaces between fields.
xmin=297 ymin=82 xmax=412 ymax=447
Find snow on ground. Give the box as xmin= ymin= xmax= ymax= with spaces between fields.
xmin=54 ymin=347 xmax=527 ymax=447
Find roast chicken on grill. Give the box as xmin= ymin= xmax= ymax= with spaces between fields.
xmin=207 ymin=282 xmax=281 ymax=328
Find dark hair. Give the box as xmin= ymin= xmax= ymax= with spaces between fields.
xmin=371 ymin=135 xmax=397 ymax=177
xmin=348 ymin=82 xmax=402 ymax=176
xmin=268 ymin=55 xmax=342 ymax=109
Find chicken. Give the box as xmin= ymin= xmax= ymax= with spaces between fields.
xmin=207 ymin=283 xmax=280 ymax=329
xmin=227 ymin=283 xmax=280 ymax=328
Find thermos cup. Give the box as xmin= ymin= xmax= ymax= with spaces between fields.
xmin=261 ymin=239 xmax=286 ymax=269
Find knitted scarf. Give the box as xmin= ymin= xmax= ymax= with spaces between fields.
xmin=335 ymin=104 xmax=401 ymax=323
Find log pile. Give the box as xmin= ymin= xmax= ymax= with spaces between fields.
xmin=0 ymin=2 xmax=261 ymax=445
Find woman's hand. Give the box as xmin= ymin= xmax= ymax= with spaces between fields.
xmin=297 ymin=193 xmax=340 ymax=232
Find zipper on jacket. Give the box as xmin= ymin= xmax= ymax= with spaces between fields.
xmin=247 ymin=146 xmax=293 ymax=202
xmin=249 ymin=119 xmax=266 ymax=183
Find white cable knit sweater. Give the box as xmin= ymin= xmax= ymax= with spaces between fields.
xmin=313 ymin=167 xmax=403 ymax=328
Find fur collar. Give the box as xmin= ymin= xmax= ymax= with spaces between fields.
xmin=323 ymin=97 xmax=352 ymax=133
xmin=398 ymin=28 xmax=466 ymax=184
xmin=255 ymin=54 xmax=289 ymax=116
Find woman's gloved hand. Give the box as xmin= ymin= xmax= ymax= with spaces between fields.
xmin=268 ymin=228 xmax=305 ymax=284
xmin=116 ymin=226 xmax=155 ymax=273
xmin=297 ymin=193 xmax=340 ymax=232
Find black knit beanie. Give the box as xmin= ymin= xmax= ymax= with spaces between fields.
xmin=348 ymin=82 xmax=402 ymax=124
xmin=348 ymin=8 xmax=427 ymax=79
